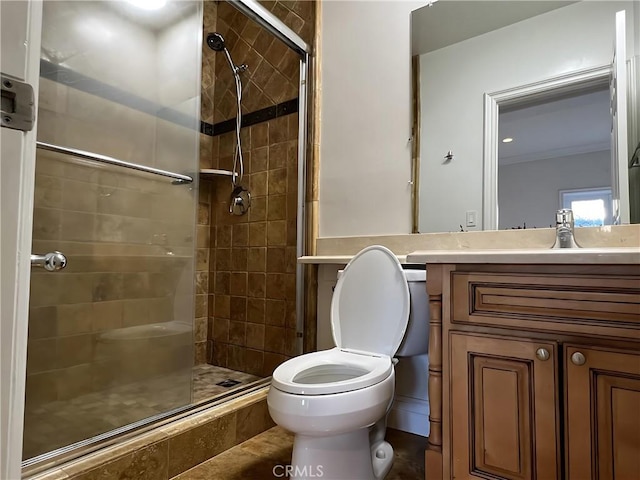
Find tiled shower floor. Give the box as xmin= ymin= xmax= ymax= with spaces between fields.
xmin=191 ymin=364 xmax=260 ymax=403
xmin=23 ymin=364 xmax=261 ymax=460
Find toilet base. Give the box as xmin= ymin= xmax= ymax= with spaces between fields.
xmin=290 ymin=429 xmax=393 ymax=480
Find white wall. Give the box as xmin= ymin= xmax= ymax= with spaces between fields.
xmin=498 ymin=150 xmax=612 ymax=229
xmin=319 ymin=0 xmax=426 ymax=237
xmin=419 ymin=1 xmax=638 ymax=233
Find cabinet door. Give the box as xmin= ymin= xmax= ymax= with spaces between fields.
xmin=566 ymin=346 xmax=640 ymax=480
xmin=450 ymin=333 xmax=559 ymax=480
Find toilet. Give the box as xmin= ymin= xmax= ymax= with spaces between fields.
xmin=267 ymin=245 xmax=429 ymax=480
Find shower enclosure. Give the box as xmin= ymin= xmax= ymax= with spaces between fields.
xmin=14 ymin=0 xmax=312 ymax=473
xmin=23 ymin=0 xmax=203 ymax=462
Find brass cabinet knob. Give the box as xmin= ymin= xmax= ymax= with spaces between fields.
xmin=536 ymin=348 xmax=550 ymax=361
xmin=571 ymin=351 xmax=586 ymax=366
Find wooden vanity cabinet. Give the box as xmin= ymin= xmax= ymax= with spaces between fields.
xmin=424 ymin=264 xmax=640 ymax=480
xmin=450 ymin=333 xmax=560 ymax=480
xmin=565 ymin=345 xmax=640 ymax=480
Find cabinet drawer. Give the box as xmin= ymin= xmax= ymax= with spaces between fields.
xmin=451 ymin=272 xmax=640 ymax=337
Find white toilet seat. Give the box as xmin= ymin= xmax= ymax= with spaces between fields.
xmin=272 ymin=246 xmax=409 ymax=397
xmin=331 ymin=245 xmax=410 ymax=357
xmin=271 ymin=348 xmax=392 ymax=395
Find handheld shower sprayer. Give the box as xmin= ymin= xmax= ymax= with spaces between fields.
xmin=206 ymin=32 xmax=250 ymax=215
xmin=206 ymin=33 xmax=248 ymax=74
xmin=206 ymin=32 xmax=226 ymax=51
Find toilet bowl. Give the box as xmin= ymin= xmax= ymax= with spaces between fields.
xmin=268 ymin=245 xmax=425 ymax=480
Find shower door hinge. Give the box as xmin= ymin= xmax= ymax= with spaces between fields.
xmin=1 ymin=74 xmax=35 ymax=132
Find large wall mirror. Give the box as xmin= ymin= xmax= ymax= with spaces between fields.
xmin=411 ymin=0 xmax=640 ymax=233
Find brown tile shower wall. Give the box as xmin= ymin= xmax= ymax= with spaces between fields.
xmin=195 ymin=180 xmax=213 ymax=365
xmin=197 ymin=0 xmax=315 ymax=376
xmin=212 ymin=0 xmax=314 ymax=124
xmin=206 ymin=115 xmax=299 ymax=377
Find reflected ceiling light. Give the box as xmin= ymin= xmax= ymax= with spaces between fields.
xmin=128 ymin=0 xmax=167 ymax=10
xmin=502 ymin=137 xmax=514 ymax=143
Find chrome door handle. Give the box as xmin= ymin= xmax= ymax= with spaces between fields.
xmin=31 ymin=251 xmax=67 ymax=271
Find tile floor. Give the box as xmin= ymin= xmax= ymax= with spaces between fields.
xmin=23 ymin=364 xmax=261 ymax=460
xmin=172 ymin=426 xmax=427 ymax=480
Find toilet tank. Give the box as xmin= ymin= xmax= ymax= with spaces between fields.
xmin=396 ymin=265 xmax=429 ymax=357
xmin=336 ymin=264 xmax=429 ymax=357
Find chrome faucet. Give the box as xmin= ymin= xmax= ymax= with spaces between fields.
xmin=552 ymin=209 xmax=580 ymax=249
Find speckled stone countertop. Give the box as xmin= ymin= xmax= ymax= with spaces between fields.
xmin=406 ymin=247 xmax=640 ymax=264
xmin=299 ymin=225 xmax=640 ymax=264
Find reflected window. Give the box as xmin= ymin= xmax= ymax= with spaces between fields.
xmin=560 ymin=187 xmax=613 ymax=227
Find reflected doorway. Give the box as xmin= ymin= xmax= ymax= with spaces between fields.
xmin=497 ymin=84 xmax=612 ymax=229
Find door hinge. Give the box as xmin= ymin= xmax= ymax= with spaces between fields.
xmin=1 ymin=74 xmax=35 ymax=132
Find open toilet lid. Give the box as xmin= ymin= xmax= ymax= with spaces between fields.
xmin=331 ymin=245 xmax=410 ymax=357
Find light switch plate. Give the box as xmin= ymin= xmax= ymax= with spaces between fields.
xmin=466 ymin=210 xmax=477 ymax=227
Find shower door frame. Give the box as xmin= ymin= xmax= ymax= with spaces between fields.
xmin=9 ymin=0 xmax=312 ymax=476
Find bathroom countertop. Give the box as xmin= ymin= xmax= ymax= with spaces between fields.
xmin=314 ymin=225 xmax=640 ymax=256
xmin=406 ymin=247 xmax=640 ymax=265
xmin=298 ymin=255 xmax=408 ymax=264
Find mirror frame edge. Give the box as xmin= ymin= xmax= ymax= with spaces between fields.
xmin=411 ymin=54 xmax=421 ymax=233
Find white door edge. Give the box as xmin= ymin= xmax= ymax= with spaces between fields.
xmin=613 ymin=9 xmax=630 ymax=224
xmin=1 ymin=1 xmax=43 ymax=478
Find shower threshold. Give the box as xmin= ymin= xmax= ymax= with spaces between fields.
xmin=22 ymin=365 xmax=267 ymax=478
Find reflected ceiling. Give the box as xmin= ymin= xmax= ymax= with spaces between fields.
xmin=499 ymin=87 xmax=611 ymax=165
xmin=412 ymin=0 xmax=575 ymax=55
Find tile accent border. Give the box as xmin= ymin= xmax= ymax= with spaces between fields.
xmin=25 ymin=387 xmax=275 ymax=480
xmin=200 ymin=97 xmax=299 ymax=137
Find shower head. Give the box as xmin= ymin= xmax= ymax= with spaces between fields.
xmin=206 ymin=32 xmax=248 ymax=76
xmin=207 ymin=32 xmax=226 ymax=52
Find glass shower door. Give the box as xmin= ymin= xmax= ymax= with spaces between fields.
xmin=23 ymin=0 xmax=202 ymax=461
